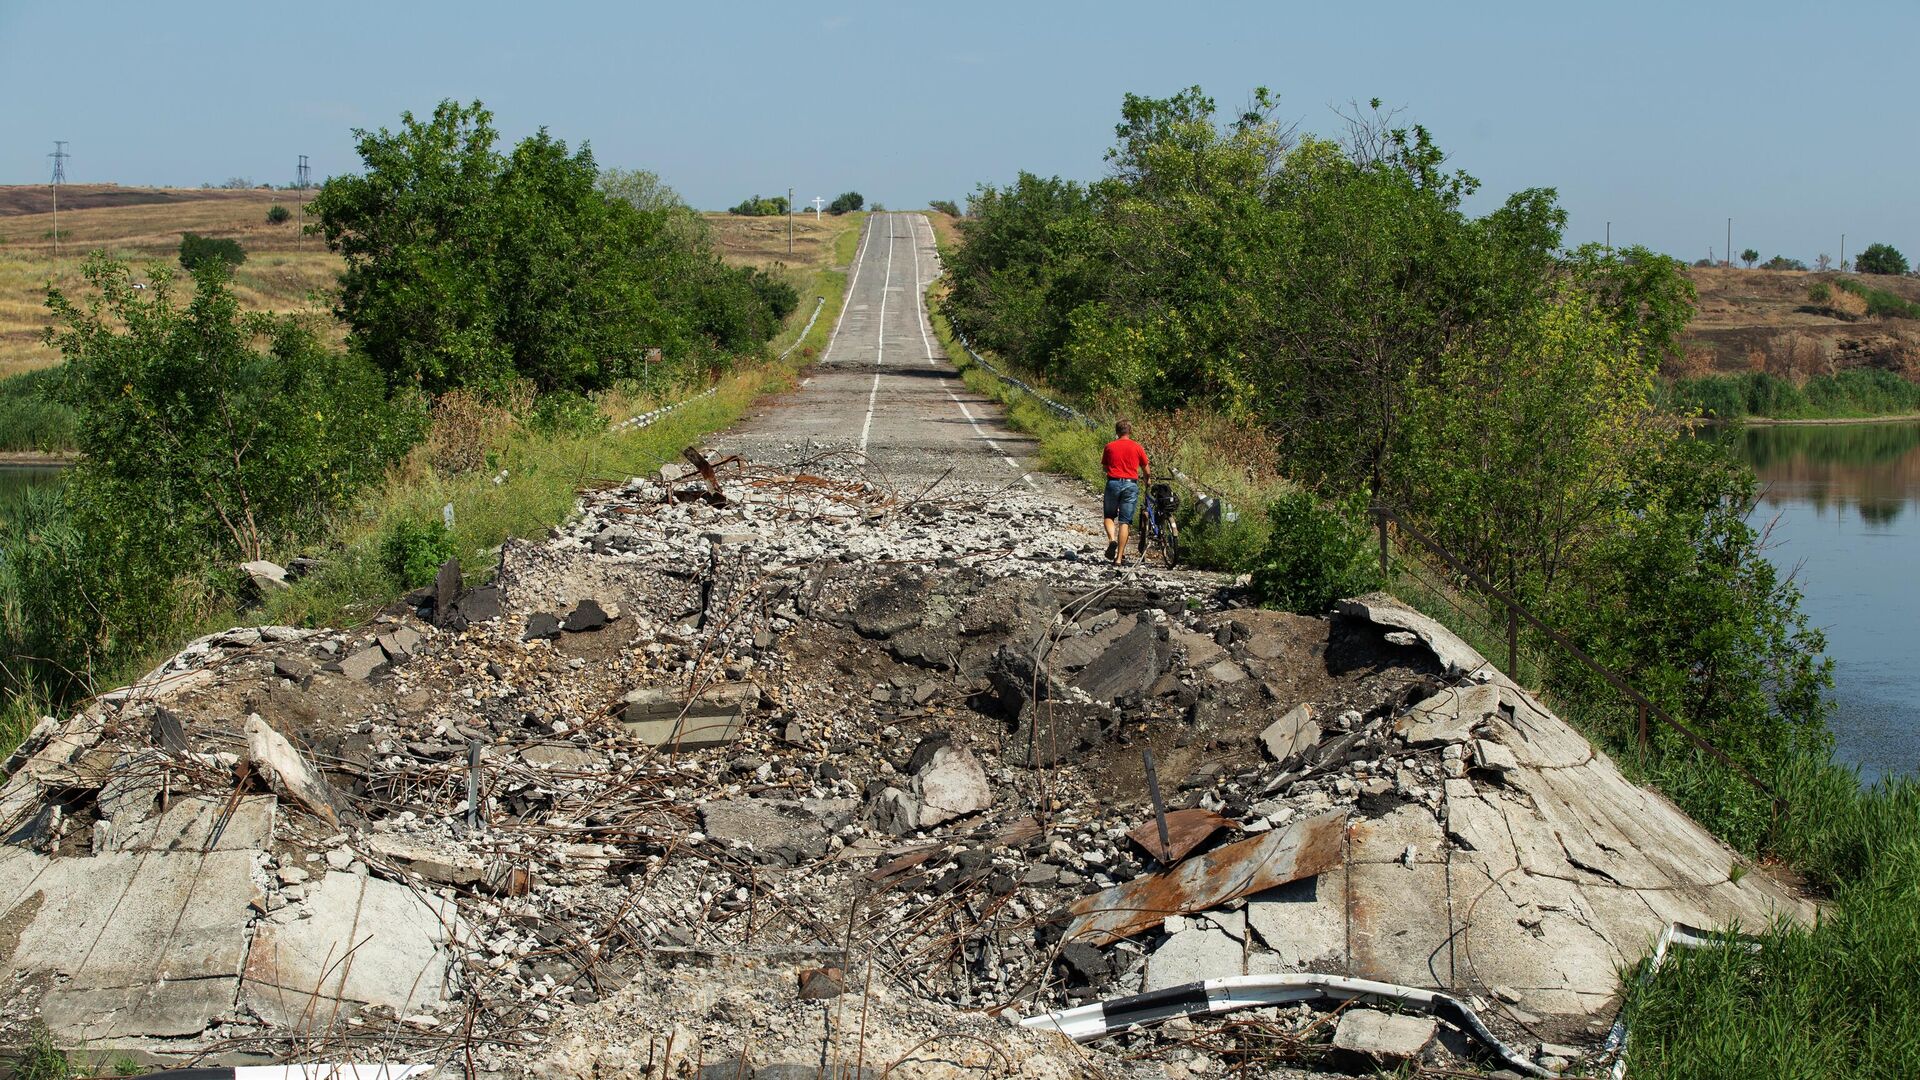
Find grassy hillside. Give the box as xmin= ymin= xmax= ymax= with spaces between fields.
xmin=0 ymin=185 xmax=339 ymax=377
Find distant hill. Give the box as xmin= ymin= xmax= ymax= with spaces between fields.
xmin=1680 ymin=266 xmax=1920 ymax=380
xmin=0 ymin=183 xmax=294 ymax=217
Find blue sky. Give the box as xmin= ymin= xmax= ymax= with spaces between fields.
xmin=1 ymin=0 xmax=1912 ymax=263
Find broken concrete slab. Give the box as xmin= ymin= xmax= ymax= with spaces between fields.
xmin=1259 ymin=704 xmax=1319 ymax=764
xmin=1143 ymin=926 xmax=1243 ymax=991
xmin=1065 ymin=810 xmax=1346 ymax=947
xmin=702 ymin=798 xmax=857 ymax=866
xmin=1397 ymin=682 xmax=1500 ymax=746
xmin=363 ymin=832 xmax=489 ymax=886
xmin=1247 ymin=875 xmax=1345 ymax=970
xmin=1473 ymin=737 xmax=1519 ymax=772
xmin=1333 ymin=1008 xmax=1437 ymax=1061
xmin=338 ymin=645 xmax=387 ymax=681
xmin=520 ymin=743 xmax=607 ymax=769
xmin=0 ymin=847 xmax=256 ymax=1043
xmin=1069 ymin=618 xmax=1164 ymax=702
xmin=1166 ymin=625 xmax=1226 ymax=670
xmin=1048 ymin=612 xmax=1138 ymax=671
xmin=1204 ymin=659 xmax=1247 ymax=685
xmin=95 ymin=794 xmax=276 ymax=854
xmin=242 ymin=559 xmax=290 ymax=593
xmin=1339 ymin=593 xmax=1488 ymax=677
xmin=523 ymin=611 xmax=563 ymax=641
xmin=245 ymin=713 xmax=340 ymax=826
xmin=377 ymin=624 xmax=424 ymax=661
xmin=243 ymin=872 xmax=461 ymax=1031
xmin=621 ymin=683 xmax=755 ymax=750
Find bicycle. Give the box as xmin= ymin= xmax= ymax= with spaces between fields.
xmin=1135 ymin=482 xmax=1180 ymax=567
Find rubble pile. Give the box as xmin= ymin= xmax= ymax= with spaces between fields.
xmin=0 ymin=456 xmax=1814 ymax=1078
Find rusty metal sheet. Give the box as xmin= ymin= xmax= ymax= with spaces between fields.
xmin=1065 ymin=810 xmax=1346 ymax=947
xmin=1126 ymin=807 xmax=1235 ymax=865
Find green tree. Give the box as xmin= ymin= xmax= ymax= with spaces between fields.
xmin=827 ymin=191 xmax=864 ymax=214
xmin=1563 ymin=244 xmax=1697 ymax=367
xmin=1741 ymin=247 xmax=1759 ymax=268
xmin=178 ymin=233 xmax=245 ymax=271
xmin=598 ymin=167 xmax=707 ymax=250
xmin=1855 ymin=242 xmax=1909 ymax=275
xmin=928 ymin=199 xmax=960 ymax=217
xmin=309 ymin=100 xmax=785 ymax=396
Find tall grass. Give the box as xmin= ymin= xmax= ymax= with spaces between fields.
xmin=1666 ymin=369 xmax=1920 ymax=420
xmin=0 ymin=368 xmax=76 ymax=452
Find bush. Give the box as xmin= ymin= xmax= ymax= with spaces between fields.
xmin=527 ymin=390 xmax=604 ymax=436
xmin=729 ymin=194 xmax=788 ymax=216
xmin=1835 ymin=278 xmax=1920 ymax=319
xmin=1855 ymin=242 xmax=1909 ymax=275
xmin=266 ymin=204 xmax=291 ymax=224
xmin=827 ymin=191 xmax=864 ymax=215
xmin=748 ymin=268 xmax=800 ymax=323
xmin=178 ymin=233 xmax=245 ymax=271
xmin=928 ymin=199 xmax=960 ymax=217
xmin=1248 ymin=491 xmax=1380 ymax=613
xmin=380 ymin=518 xmax=458 ymax=588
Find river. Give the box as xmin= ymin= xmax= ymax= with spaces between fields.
xmin=1726 ymin=421 xmax=1920 ymax=784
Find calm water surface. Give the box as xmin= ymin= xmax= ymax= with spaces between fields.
xmin=1727 ymin=422 xmax=1920 ymax=783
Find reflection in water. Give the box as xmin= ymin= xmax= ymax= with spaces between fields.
xmin=0 ymin=466 xmax=63 ymax=521
xmin=1723 ymin=422 xmax=1920 ymax=783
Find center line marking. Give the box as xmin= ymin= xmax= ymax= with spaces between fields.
xmin=858 ymin=214 xmax=898 ymax=455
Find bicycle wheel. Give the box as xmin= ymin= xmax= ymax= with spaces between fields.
xmin=1158 ymin=531 xmax=1178 ymax=568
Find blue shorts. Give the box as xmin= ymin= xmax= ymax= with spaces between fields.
xmin=1103 ymin=478 xmax=1140 ymax=522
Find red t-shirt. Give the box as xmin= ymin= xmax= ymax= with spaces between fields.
xmin=1103 ymin=438 xmax=1149 ymax=480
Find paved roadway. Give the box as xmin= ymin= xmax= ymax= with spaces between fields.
xmin=719 ymin=213 xmax=1066 ymax=496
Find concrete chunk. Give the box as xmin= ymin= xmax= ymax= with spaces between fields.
xmin=622 ymin=683 xmax=754 ymax=749
xmin=1333 ymin=1008 xmax=1437 ymax=1060
xmin=1259 ymin=704 xmax=1319 ymax=764
xmin=1070 ymin=618 xmax=1162 ymax=702
xmin=1143 ymin=926 xmax=1243 ymax=990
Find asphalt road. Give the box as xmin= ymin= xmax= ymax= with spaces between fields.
xmin=719 ymin=213 xmax=1069 ymax=497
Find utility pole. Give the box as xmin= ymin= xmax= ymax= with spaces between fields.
xmin=1605 ymin=221 xmax=1611 ymax=253
xmin=787 ymin=186 xmax=794 ymax=255
xmin=1841 ymin=233 xmax=1846 ymax=269
xmin=296 ymin=154 xmax=311 ymax=202
xmin=1725 ymin=218 xmax=1732 ymax=269
xmin=48 ymin=140 xmax=68 ymax=261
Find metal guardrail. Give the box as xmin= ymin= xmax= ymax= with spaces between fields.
xmin=777 ymin=295 xmax=828 ymax=362
xmin=1371 ymin=503 xmax=1783 ymax=811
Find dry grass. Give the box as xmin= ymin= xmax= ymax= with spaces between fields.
xmin=704 ymin=211 xmax=852 ymax=272
xmin=1683 ymin=267 xmax=1920 ymax=377
xmin=0 ymin=186 xmax=340 ymax=377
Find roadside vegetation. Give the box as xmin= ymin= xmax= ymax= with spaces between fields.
xmin=0 ymin=367 xmax=75 ymax=451
xmin=1666 ymin=368 xmax=1920 ymax=420
xmin=935 ymin=86 xmax=1919 ymax=1078
xmin=0 ymin=99 xmax=859 ymax=750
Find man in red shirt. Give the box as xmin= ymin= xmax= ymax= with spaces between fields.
xmin=1101 ymin=420 xmax=1150 ymax=566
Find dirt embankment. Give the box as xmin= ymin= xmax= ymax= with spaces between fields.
xmin=1677 ymin=266 xmax=1920 ymax=380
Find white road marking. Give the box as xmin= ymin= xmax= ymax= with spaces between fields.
xmin=858 ymin=214 xmax=898 ymax=455
xmin=822 ymin=215 xmax=875 ymax=362
xmin=945 ymin=383 xmax=1038 ymax=489
xmin=909 ymin=214 xmax=936 ymax=367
